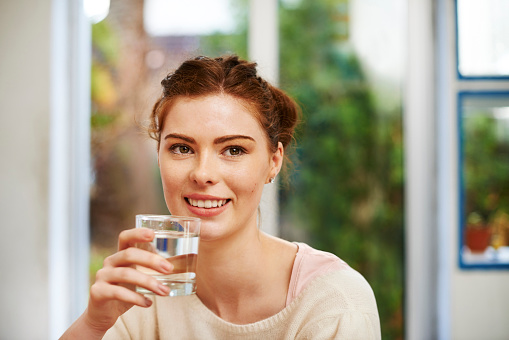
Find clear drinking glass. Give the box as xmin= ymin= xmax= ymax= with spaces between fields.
xmin=135 ymin=214 xmax=201 ymax=296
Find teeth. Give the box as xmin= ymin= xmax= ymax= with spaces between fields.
xmin=188 ymin=199 xmax=227 ymax=209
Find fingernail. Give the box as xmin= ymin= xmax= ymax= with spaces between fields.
xmin=161 ymin=260 xmax=173 ymax=273
xmin=144 ymin=229 xmax=154 ymax=239
xmin=158 ymin=284 xmax=170 ymax=295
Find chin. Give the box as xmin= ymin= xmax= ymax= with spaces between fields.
xmin=196 ymin=222 xmax=225 ymax=242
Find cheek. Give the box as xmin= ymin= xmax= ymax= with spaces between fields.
xmin=160 ymin=163 xmax=185 ymax=200
xmin=228 ymin=167 xmax=264 ymax=200
xmin=160 ymin=157 xmax=188 ymax=181
xmin=251 ymin=182 xmax=258 ymax=194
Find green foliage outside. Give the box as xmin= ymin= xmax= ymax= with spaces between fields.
xmin=278 ymin=1 xmax=404 ymax=338
xmin=201 ymin=0 xmax=405 ymax=337
xmin=89 ymin=0 xmax=405 ymax=337
xmin=198 ymin=0 xmax=248 ymax=58
xmin=89 ymin=19 xmax=123 ymax=284
xmin=464 ymin=111 xmax=509 ymax=225
xmin=90 ymin=20 xmax=119 ymax=129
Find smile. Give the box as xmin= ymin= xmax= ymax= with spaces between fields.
xmin=186 ymin=198 xmax=230 ymax=209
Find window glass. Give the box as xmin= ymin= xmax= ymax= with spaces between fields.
xmin=457 ymin=0 xmax=509 ymax=78
xmin=460 ymin=92 xmax=509 ymax=267
xmin=89 ymin=0 xmax=247 ymax=281
xmin=279 ymin=0 xmax=405 ymax=337
xmin=89 ymin=1 xmax=405 ymax=337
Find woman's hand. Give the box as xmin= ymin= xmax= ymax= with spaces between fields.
xmin=60 ymin=228 xmax=173 ymax=339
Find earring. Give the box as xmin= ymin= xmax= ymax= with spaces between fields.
xmin=269 ymin=177 xmax=275 ymax=184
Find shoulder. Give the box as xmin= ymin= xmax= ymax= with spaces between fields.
xmin=287 ymin=245 xmax=381 ymax=339
xmin=287 ymin=242 xmax=349 ymax=304
xmin=299 ymin=264 xmax=378 ymax=315
xmin=294 ymin=242 xmax=349 ymax=273
xmin=290 ymin=270 xmax=381 ymax=339
xmin=290 ymin=243 xmax=379 ymax=315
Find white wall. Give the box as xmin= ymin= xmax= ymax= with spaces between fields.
xmin=0 ymin=1 xmax=90 ymax=338
xmin=451 ymin=270 xmax=509 ymax=339
xmin=0 ymin=1 xmax=52 ymax=338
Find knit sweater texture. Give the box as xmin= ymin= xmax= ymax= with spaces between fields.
xmin=103 ymin=243 xmax=381 ymax=339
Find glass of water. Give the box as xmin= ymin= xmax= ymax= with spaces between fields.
xmin=135 ymin=214 xmax=201 ymax=297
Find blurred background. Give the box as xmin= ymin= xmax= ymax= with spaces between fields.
xmin=1 ymin=0 xmax=509 ymax=339
xmin=89 ymin=0 xmax=404 ymax=338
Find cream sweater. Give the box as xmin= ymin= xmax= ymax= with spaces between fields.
xmin=104 ymin=244 xmax=381 ymax=339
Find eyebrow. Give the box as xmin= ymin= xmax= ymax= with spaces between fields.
xmin=214 ymin=135 xmax=255 ymax=144
xmin=163 ymin=133 xmax=255 ymax=145
xmin=164 ymin=133 xmax=195 ymax=143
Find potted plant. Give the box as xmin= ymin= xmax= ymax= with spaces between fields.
xmin=464 ymin=212 xmax=492 ymax=253
xmin=489 ymin=210 xmax=509 ymax=250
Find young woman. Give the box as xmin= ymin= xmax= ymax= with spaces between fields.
xmin=62 ymin=55 xmax=380 ymax=339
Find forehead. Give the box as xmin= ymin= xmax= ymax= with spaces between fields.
xmin=162 ymin=94 xmax=265 ymax=137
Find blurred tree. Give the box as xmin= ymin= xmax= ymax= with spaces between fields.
xmin=90 ymin=0 xmax=168 ymax=264
xmin=198 ymin=0 xmax=248 ymax=58
xmin=464 ymin=112 xmax=509 ymax=224
xmin=279 ymin=0 xmax=404 ymax=338
xmin=90 ymin=0 xmax=250 ymax=281
xmin=199 ymin=32 xmax=247 ymax=60
xmin=90 ymin=0 xmax=405 ymax=336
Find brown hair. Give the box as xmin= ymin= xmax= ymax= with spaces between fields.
xmin=149 ymin=55 xmax=300 ymax=161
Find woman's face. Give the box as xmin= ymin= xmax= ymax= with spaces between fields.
xmin=158 ymin=94 xmax=283 ymax=242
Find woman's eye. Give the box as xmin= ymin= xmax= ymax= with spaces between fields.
xmin=170 ymin=145 xmax=192 ymax=154
xmin=224 ymin=147 xmax=244 ymax=156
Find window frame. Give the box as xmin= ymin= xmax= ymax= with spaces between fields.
xmin=457 ymin=90 xmax=509 ymax=270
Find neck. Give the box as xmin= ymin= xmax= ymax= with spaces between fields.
xmin=195 ymin=226 xmax=294 ymax=324
xmin=196 ymin=226 xmax=267 ymax=295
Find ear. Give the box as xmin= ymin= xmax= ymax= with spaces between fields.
xmin=269 ymin=142 xmax=284 ymax=179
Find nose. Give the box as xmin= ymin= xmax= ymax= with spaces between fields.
xmin=189 ymin=152 xmax=219 ymax=185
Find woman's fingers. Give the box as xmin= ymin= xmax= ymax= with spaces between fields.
xmin=118 ymin=228 xmax=154 ymax=250
xmin=95 ymin=266 xmax=170 ymax=296
xmin=87 ymin=228 xmax=174 ymax=309
xmin=115 ymin=227 xmax=173 ymax=274
xmin=103 ymin=247 xmax=173 ymax=274
xmin=90 ymin=280 xmax=154 ymax=308
xmin=99 ymin=247 xmax=173 ymax=296
xmin=82 ymin=228 xmax=170 ymax=333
